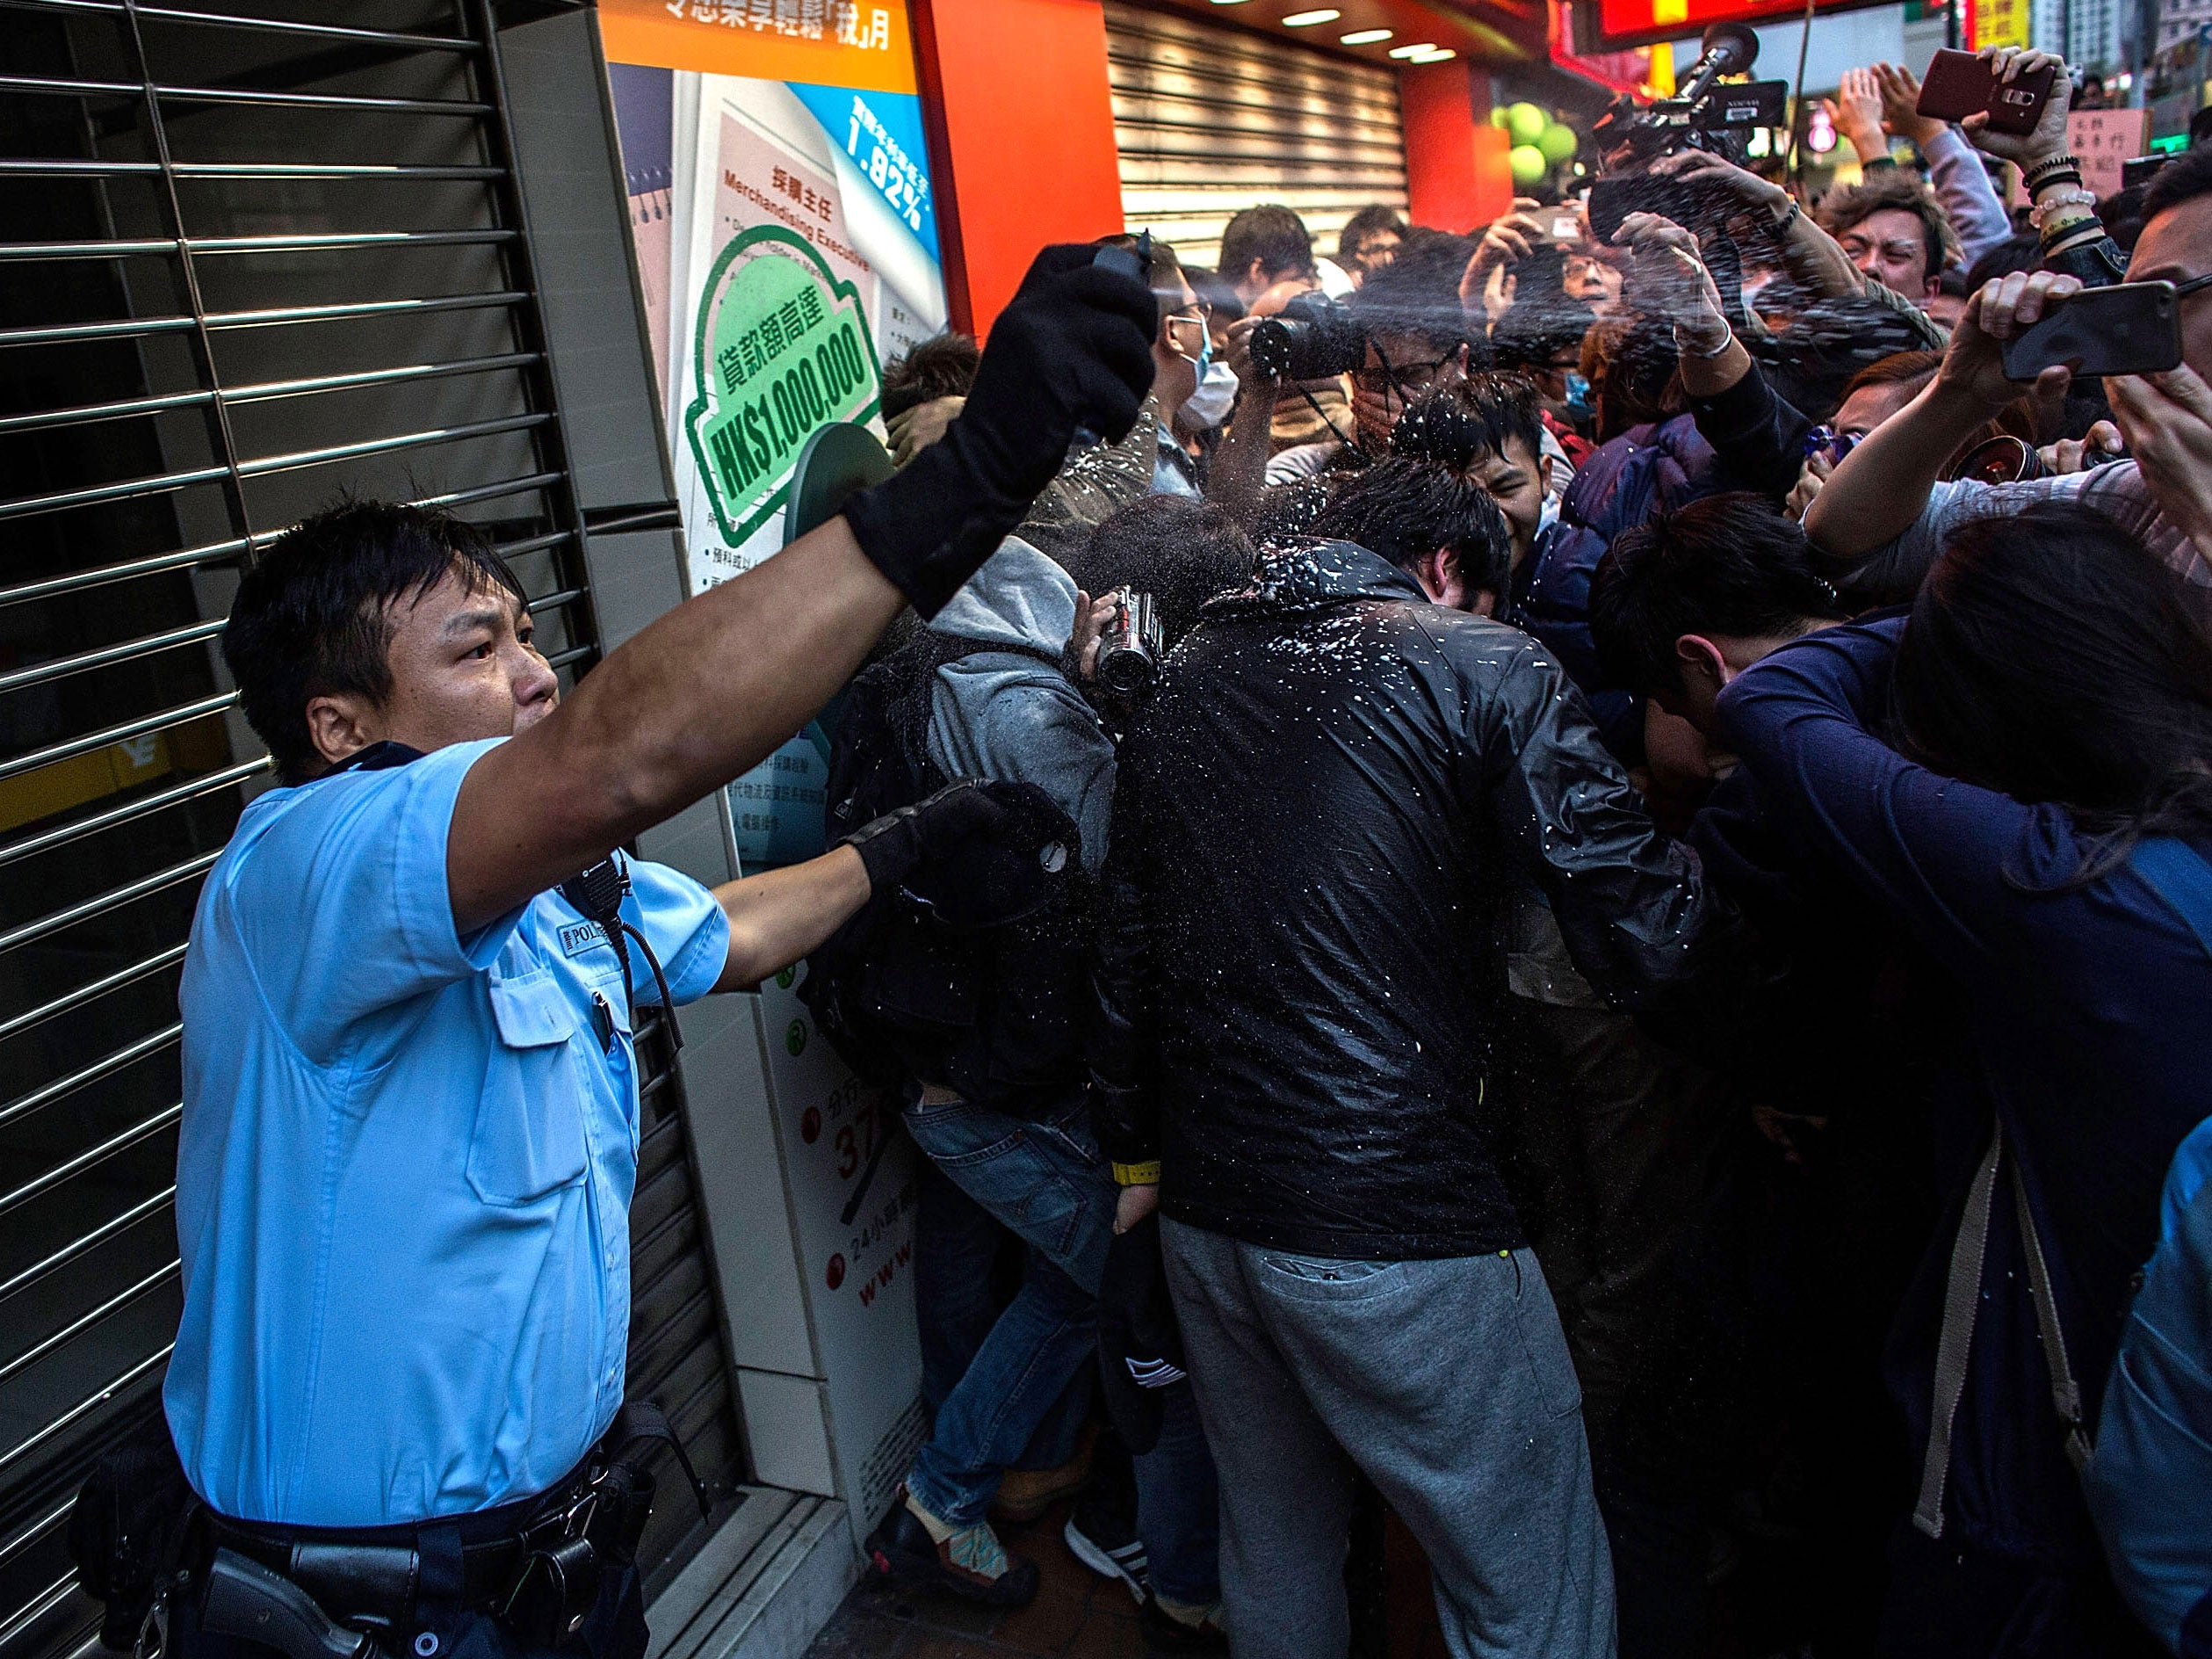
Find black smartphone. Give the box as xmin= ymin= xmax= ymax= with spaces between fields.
xmin=2000 ymin=281 xmax=2182 ymax=380
xmin=1916 ymin=47 xmax=2057 ymax=136
xmin=2123 ymin=153 xmax=2171 ymax=192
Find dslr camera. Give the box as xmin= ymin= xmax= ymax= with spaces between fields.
xmin=1248 ymin=293 xmax=1369 ymax=382
xmin=1098 ymin=587 xmax=1165 ymax=696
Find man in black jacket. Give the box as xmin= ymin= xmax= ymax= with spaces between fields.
xmin=1092 ymin=462 xmax=1733 ymax=1659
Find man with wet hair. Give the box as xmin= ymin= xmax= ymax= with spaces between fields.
xmin=1093 ymin=450 xmax=1737 ymax=1659
xmin=1816 ymin=169 xmax=1960 ymax=301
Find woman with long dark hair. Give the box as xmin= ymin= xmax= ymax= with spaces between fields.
xmin=1712 ymin=500 xmax=2212 ymax=1658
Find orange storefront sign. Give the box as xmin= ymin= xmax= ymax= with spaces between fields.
xmin=598 ymin=0 xmax=917 ymax=93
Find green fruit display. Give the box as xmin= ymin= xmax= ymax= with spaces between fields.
xmin=1506 ymin=101 xmax=1548 ymax=144
xmin=1537 ymin=120 xmax=1578 ymax=163
xmin=1508 ymin=143 xmax=1549 ymax=185
xmin=1490 ymin=105 xmax=1512 ymax=127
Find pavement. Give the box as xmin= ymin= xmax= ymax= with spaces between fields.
xmin=802 ymin=1496 xmax=1451 ymax=1659
xmin=805 ymin=1497 xmax=1157 ymax=1659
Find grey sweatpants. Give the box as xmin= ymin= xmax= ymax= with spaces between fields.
xmin=1161 ymin=1219 xmax=1616 ymax=1659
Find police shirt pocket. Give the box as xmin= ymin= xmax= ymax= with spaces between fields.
xmin=470 ymin=971 xmax=590 ymax=1206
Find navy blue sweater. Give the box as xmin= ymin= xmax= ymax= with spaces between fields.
xmin=1717 ymin=618 xmax=2212 ymax=1568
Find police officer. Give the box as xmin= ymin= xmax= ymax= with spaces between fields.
xmin=148 ymin=246 xmax=1156 ymax=1659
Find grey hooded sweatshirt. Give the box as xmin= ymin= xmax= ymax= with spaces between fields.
xmin=925 ymin=537 xmax=1116 ymax=874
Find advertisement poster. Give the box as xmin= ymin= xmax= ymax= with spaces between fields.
xmin=604 ymin=4 xmax=939 ymax=1533
xmin=610 ymin=3 xmax=948 ymax=874
xmin=611 ymin=62 xmax=675 ymax=402
xmin=1969 ymin=0 xmax=2031 ymax=52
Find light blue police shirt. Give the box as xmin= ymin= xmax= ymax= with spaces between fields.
xmin=165 ymin=738 xmax=730 ymax=1525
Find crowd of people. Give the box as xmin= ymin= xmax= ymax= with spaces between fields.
xmin=136 ymin=35 xmax=2212 ymax=1659
xmin=818 ymin=42 xmax=2212 ymax=1659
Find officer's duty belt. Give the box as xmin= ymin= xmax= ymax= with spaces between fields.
xmin=205 ymin=1457 xmax=594 ymax=1631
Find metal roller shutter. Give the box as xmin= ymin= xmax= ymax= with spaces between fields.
xmin=1105 ymin=1 xmax=1408 ymax=264
xmin=0 ymin=7 xmax=744 ymax=1656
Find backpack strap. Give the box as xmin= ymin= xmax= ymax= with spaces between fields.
xmin=1910 ymin=838 xmax=2212 ymax=1538
xmin=1913 ymin=1122 xmax=2006 ymax=1538
xmin=2008 ymin=1151 xmax=2093 ymax=1476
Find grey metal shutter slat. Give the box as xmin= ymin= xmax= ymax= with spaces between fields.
xmin=1104 ymin=2 xmax=1408 ymax=266
xmin=0 ymin=6 xmax=745 ymax=1653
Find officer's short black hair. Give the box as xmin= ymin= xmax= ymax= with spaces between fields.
xmin=224 ymin=500 xmax=527 ymax=785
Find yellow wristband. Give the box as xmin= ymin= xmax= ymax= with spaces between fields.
xmin=1112 ymin=1161 xmax=1162 ymax=1186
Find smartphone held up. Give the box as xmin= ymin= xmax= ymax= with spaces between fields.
xmin=2000 ymin=283 xmax=2184 ymax=382
xmin=1915 ymin=48 xmax=2058 ymax=135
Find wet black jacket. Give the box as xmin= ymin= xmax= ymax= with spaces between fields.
xmin=1092 ymin=540 xmax=1733 ymax=1259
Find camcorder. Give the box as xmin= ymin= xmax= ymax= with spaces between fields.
xmin=1098 ymin=587 xmax=1165 ymax=695
xmin=1590 ymin=22 xmax=1786 ymax=166
xmin=1587 ymin=22 xmax=1789 ymax=243
xmin=1248 ymin=293 xmax=1370 ymax=382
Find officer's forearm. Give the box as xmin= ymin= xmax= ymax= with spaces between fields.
xmin=449 ymin=518 xmax=902 ymax=932
xmin=712 ymin=844 xmax=871 ymax=991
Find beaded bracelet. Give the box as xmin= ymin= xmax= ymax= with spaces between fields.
xmin=2030 ymin=186 xmax=2097 ymax=232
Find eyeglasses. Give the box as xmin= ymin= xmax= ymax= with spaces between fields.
xmin=1163 ymin=308 xmax=1210 ymax=360
xmin=1357 ymin=348 xmax=1456 ymax=400
xmin=1801 ymin=425 xmax=1862 ymax=465
xmin=2175 ymin=272 xmax=2212 ymax=299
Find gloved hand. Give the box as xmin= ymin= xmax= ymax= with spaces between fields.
xmin=842 ymin=779 xmax=1081 ymax=931
xmin=842 ymin=245 xmax=1156 ymax=616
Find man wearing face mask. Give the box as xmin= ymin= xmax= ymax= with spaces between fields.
xmin=1094 ymin=235 xmax=1211 ymax=498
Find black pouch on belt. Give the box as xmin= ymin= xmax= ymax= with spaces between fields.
xmin=499 ymin=1401 xmax=710 ymax=1645
xmin=67 ymin=1412 xmax=199 ymax=1651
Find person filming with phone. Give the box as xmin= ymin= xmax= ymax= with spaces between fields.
xmin=1804 ymin=50 xmax=2212 ymax=607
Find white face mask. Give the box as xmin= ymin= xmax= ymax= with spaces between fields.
xmin=1180 ymin=357 xmax=1238 ymax=429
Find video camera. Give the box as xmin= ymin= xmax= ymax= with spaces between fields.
xmin=1098 ymin=587 xmax=1165 ymax=695
xmin=1590 ymin=22 xmax=1788 ymax=168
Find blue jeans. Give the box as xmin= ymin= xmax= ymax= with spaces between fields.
xmin=904 ymin=1091 xmax=1219 ymax=1604
xmin=915 ymin=1156 xmax=1090 ymax=1470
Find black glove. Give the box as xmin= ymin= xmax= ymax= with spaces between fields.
xmin=842 ymin=779 xmax=1081 ymax=931
xmin=842 ymin=245 xmax=1155 ymax=617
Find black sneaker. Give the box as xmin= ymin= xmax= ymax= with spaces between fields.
xmin=864 ymin=1495 xmax=1040 ymax=1607
xmin=1139 ymin=1595 xmax=1229 ymax=1655
xmin=1062 ymin=1482 xmax=1148 ymax=1604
